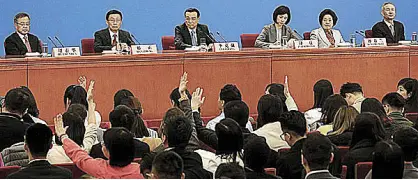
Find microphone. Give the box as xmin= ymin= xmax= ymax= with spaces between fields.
xmin=293 ymin=29 xmax=303 ymax=40
xmin=54 ymin=36 xmax=65 ymax=47
xmin=131 ymin=34 xmax=141 ymax=45
xmin=216 ymin=31 xmax=227 ymax=43
xmin=209 ymin=32 xmax=218 ymax=42
xmin=355 ymin=31 xmax=366 ymax=38
xmin=47 ymin=36 xmax=58 ymax=48
xmin=203 ymin=31 xmax=217 ymax=43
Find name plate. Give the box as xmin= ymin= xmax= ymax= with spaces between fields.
xmin=364 ymin=38 xmax=387 ymax=47
xmin=213 ymin=42 xmax=239 ymax=52
xmin=131 ymin=45 xmax=158 ymax=54
xmin=294 ymin=40 xmax=319 ymax=49
xmin=52 ymin=47 xmax=81 ymax=57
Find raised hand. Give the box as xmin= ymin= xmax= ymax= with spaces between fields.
xmin=78 ymin=76 xmax=87 ymax=90
xmin=87 ymin=80 xmax=95 ymax=102
xmin=191 ymin=87 xmax=205 ymax=111
xmin=53 ymin=114 xmax=68 ymax=137
xmin=284 ymin=75 xmax=291 ymax=97
xmin=179 ymin=72 xmax=188 ymax=94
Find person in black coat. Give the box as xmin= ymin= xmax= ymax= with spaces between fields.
xmin=4 ymin=13 xmax=42 ymax=56
xmin=174 ymin=8 xmax=214 ymax=50
xmin=244 ymin=136 xmax=281 ymax=179
xmin=372 ymin=2 xmax=405 ymax=43
xmin=7 ymin=124 xmax=72 ymax=179
xmin=94 ymin=10 xmax=134 ymax=53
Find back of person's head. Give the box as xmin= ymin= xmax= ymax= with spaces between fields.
xmin=224 ymin=100 xmax=249 ymax=128
xmin=25 ymin=123 xmax=53 ymax=157
xmin=20 ymin=86 xmax=39 ymax=118
xmin=329 ymin=106 xmax=359 ymax=136
xmin=313 ymin=79 xmax=334 ymax=109
xmin=361 ymin=98 xmax=389 ymax=122
xmin=302 ymin=133 xmax=333 ymax=171
xmin=64 ymin=85 xmax=88 ymax=109
xmin=163 ymin=115 xmax=192 ymax=149
xmin=103 ymin=127 xmax=135 ymax=167
xmin=109 ymin=105 xmax=135 ymax=130
xmin=257 ymin=94 xmax=283 ymax=128
xmin=339 ymin=82 xmax=363 ymax=98
xmin=265 ymin=83 xmax=288 ymax=111
xmin=169 ymin=88 xmax=192 ymax=107
xmin=320 ymin=94 xmax=348 ymax=125
xmin=372 ymin=140 xmax=404 ymax=179
xmin=120 ymin=96 xmax=149 ymax=137
xmin=161 ymin=107 xmax=185 ymax=137
xmin=215 ymin=162 xmax=245 ymax=179
xmin=152 ymin=151 xmax=184 ymax=179
xmin=216 ymin=118 xmax=243 ymax=160
xmin=219 ymin=84 xmax=242 ymax=105
xmin=4 ymin=87 xmax=30 ymax=115
xmin=67 ymin=103 xmax=88 ymax=121
xmin=141 ymin=152 xmax=157 ymax=178
xmin=382 ymin=92 xmax=406 ymax=111
xmin=393 ymin=127 xmax=418 ymax=161
xmin=279 ymin=110 xmax=307 ymax=137
xmin=398 ymin=77 xmax=414 ymax=87
xmin=350 ymin=112 xmax=386 ymax=148
xmin=120 ymin=96 xmax=143 ymax=115
xmin=113 ymin=89 xmax=134 ymax=108
xmin=244 ymin=136 xmax=270 ymax=172
xmin=57 ymin=111 xmax=86 ymax=146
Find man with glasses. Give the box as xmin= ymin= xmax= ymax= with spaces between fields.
xmin=174 ymin=8 xmax=214 ymax=50
xmin=372 ymin=2 xmax=405 ymax=43
xmin=93 ymin=9 xmax=134 ymax=53
xmin=4 ymin=12 xmax=42 ymax=55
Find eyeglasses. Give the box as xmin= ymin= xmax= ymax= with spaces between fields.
xmin=108 ymin=19 xmax=121 ymax=23
xmin=16 ymin=22 xmax=30 ymax=26
xmin=280 ymin=132 xmax=289 ymax=141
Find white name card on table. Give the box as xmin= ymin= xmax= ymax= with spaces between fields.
xmin=364 ymin=38 xmax=387 ymax=47
xmin=52 ymin=47 xmax=81 ymax=57
xmin=294 ymin=40 xmax=319 ymax=49
xmin=131 ymin=45 xmax=158 ymax=54
xmin=213 ymin=42 xmax=240 ymax=52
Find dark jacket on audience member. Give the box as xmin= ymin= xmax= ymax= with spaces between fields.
xmin=385 ymin=112 xmax=413 ymax=138
xmin=93 ymin=28 xmax=135 ymax=53
xmin=343 ymin=139 xmax=375 ymax=179
xmin=305 ymin=170 xmax=338 ymax=179
xmin=275 ymin=138 xmax=306 ymax=179
xmin=0 ymin=113 xmax=30 ymax=151
xmin=327 ymin=131 xmax=352 ymax=146
xmin=171 ymin=148 xmax=212 ymax=179
xmin=89 ymin=139 xmax=150 ymax=159
xmin=4 ymin=32 xmax=42 ymax=55
xmin=245 ymin=168 xmax=281 ymax=179
xmin=7 ymin=160 xmax=72 ymax=179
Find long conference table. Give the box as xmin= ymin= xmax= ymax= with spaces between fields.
xmin=1 ymin=46 xmax=417 ymax=125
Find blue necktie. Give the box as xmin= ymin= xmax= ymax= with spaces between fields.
xmin=191 ymin=30 xmax=197 ymax=46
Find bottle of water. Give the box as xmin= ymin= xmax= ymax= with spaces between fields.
xmin=350 ymin=34 xmax=356 ymax=47
xmin=281 ymin=36 xmax=288 ymax=49
xmin=412 ymin=32 xmax=417 ymax=45
xmin=199 ymin=38 xmax=208 ymax=52
xmin=42 ymin=43 xmax=48 ymax=57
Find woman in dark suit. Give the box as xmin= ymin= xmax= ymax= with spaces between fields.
xmin=255 ymin=6 xmax=301 ymax=48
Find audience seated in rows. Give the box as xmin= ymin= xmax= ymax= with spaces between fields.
xmin=397 ymin=78 xmax=418 ymax=113
xmin=366 ymin=140 xmax=404 ymax=179
xmin=302 ymin=133 xmax=337 ymax=179
xmin=382 ymin=92 xmax=414 ymax=137
xmin=150 ymin=151 xmax=185 ymax=179
xmin=327 ymin=106 xmax=358 ymax=146
xmin=317 ymin=94 xmax=347 ymax=134
xmin=340 ymin=82 xmax=365 ymax=113
xmin=305 ymin=79 xmax=334 ymax=131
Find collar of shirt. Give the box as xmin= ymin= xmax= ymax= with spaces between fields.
xmin=384 ymin=19 xmax=394 ymax=28
xmin=28 ymin=159 xmax=48 ymax=164
xmin=16 ymin=31 xmax=27 ymax=43
xmin=353 ymin=96 xmax=365 ymax=105
xmin=109 ymin=29 xmax=119 ymax=42
xmin=305 ymin=169 xmax=330 ymax=179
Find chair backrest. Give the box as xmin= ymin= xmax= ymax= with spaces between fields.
xmin=133 ymin=158 xmax=142 ymax=163
xmin=405 ymin=113 xmax=418 ymax=125
xmin=303 ymin=32 xmax=311 ymax=40
xmin=355 ymin=162 xmax=372 ymax=179
xmin=100 ymin=122 xmax=111 ymax=129
xmin=48 ymin=125 xmax=56 ymax=135
xmin=55 ymin=163 xmax=86 ymax=179
xmin=240 ymin=34 xmax=259 ymax=48
xmin=0 ymin=166 xmax=21 ymax=178
xmin=365 ymin=30 xmax=373 ymax=38
xmin=338 ymin=146 xmax=350 ymax=162
xmin=264 ymin=168 xmax=276 ymax=176
xmin=161 ymin=36 xmax=175 ymax=50
xmin=81 ymin=38 xmax=95 ymax=54
xmin=341 ymin=165 xmax=347 ymax=179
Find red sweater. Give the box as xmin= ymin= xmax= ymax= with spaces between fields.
xmin=63 ymin=138 xmax=143 ymax=179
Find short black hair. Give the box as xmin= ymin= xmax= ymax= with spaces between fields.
xmin=397 ymin=77 xmax=414 ymax=87
xmin=103 ymin=127 xmax=135 ymax=167
xmin=184 ymin=8 xmax=200 ymax=18
xmin=163 ymin=115 xmax=192 ymax=149
xmin=215 ymin=162 xmax=245 ymax=179
xmin=216 ymin=118 xmax=244 ymax=160
xmin=393 ymin=127 xmax=418 ymax=161
xmin=313 ymin=79 xmax=334 ymax=109
xmin=109 ymin=105 xmax=136 ymax=131
xmin=224 ymin=100 xmax=249 ymax=128
xmin=319 ymin=9 xmax=338 ymax=27
xmin=220 ymin=84 xmax=242 ymax=105
xmin=265 ymin=83 xmax=288 ymax=112
xmin=169 ymin=88 xmax=192 ymax=107
xmin=14 ymin=12 xmax=30 ymax=23
xmin=244 ymin=136 xmax=270 ymax=172
xmin=339 ymin=82 xmax=362 ymax=98
xmin=113 ymin=89 xmax=134 ymax=108
xmin=140 ymin=152 xmax=157 ymax=178
xmin=25 ymin=123 xmax=53 ymax=157
xmin=361 ymin=98 xmax=389 ymax=122
xmin=67 ymin=103 xmax=87 ymax=121
xmin=350 ymin=112 xmax=386 ymax=148
xmin=302 ymin=133 xmax=333 ymax=171
xmin=106 ymin=9 xmax=123 ymax=20
xmin=4 ymin=87 xmax=30 ymax=115
xmin=64 ymin=85 xmax=88 ymax=109
xmin=382 ymin=92 xmax=406 ymax=109
xmin=257 ymin=94 xmax=283 ymax=128
xmin=272 ymin=5 xmax=291 ymax=24
xmin=320 ymin=94 xmax=348 ymax=125
xmin=372 ymin=140 xmax=404 ymax=179
xmin=55 ymin=112 xmax=85 ymax=146
xmin=279 ymin=110 xmax=306 ymax=137
xmin=152 ymin=151 xmax=184 ymax=179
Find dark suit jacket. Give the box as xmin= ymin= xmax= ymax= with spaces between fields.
xmin=372 ymin=20 xmax=405 ymax=43
xmin=7 ymin=160 xmax=72 ymax=179
xmin=0 ymin=113 xmax=30 ymax=151
xmin=174 ymin=23 xmax=214 ymax=50
xmin=343 ymin=139 xmax=375 ymax=179
xmin=89 ymin=138 xmax=150 ymax=159
xmin=4 ymin=32 xmax=42 ymax=55
xmin=93 ymin=28 xmax=134 ymax=53
xmin=276 ymin=138 xmax=305 ymax=179
xmin=306 ymin=171 xmax=338 ymax=179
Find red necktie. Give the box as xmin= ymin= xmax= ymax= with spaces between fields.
xmin=112 ymin=34 xmax=117 ymax=46
xmin=24 ymin=35 xmax=32 ymax=52
xmin=325 ymin=30 xmax=335 ymax=47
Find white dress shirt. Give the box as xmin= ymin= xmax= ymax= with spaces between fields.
xmin=206 ymin=112 xmax=253 ymax=132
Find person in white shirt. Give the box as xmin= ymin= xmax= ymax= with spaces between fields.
xmin=302 ymin=133 xmax=337 ymax=179
xmin=304 ymin=80 xmax=334 ymax=131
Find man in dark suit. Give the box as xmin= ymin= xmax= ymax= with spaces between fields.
xmin=174 ymin=8 xmax=214 ymax=50
xmin=302 ymin=133 xmax=338 ymax=179
xmin=94 ymin=9 xmax=134 ymax=53
xmin=372 ymin=2 xmax=405 ymax=43
xmin=4 ymin=13 xmax=42 ymax=55
xmin=7 ymin=124 xmax=72 ymax=179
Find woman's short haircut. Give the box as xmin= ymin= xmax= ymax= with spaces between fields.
xmin=273 ymin=5 xmax=291 ymax=24
xmin=257 ymin=94 xmax=284 ymax=128
xmin=319 ymin=9 xmax=338 ymax=27
xmin=152 ymin=151 xmax=184 ymax=179
xmin=103 ymin=127 xmax=135 ymax=167
xmin=372 ymin=140 xmax=404 ymax=179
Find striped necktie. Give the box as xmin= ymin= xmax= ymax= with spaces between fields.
xmin=191 ymin=30 xmax=197 ymax=46
xmin=24 ymin=35 xmax=32 ymax=52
